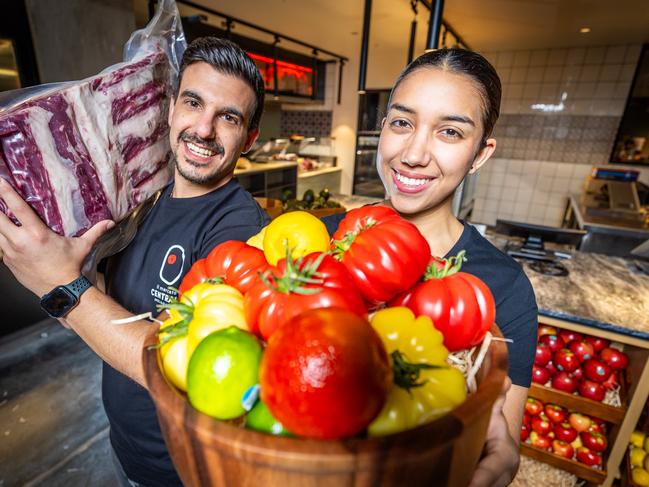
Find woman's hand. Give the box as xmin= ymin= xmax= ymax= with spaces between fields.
xmin=469 ymin=377 xmax=525 ymax=487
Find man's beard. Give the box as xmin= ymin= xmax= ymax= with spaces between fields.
xmin=174 ymin=131 xmax=232 ymax=185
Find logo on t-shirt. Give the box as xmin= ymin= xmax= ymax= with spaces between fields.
xmin=159 ymin=244 xmax=186 ymax=286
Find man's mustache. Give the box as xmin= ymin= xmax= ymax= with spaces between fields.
xmin=178 ymin=132 xmax=225 ymax=155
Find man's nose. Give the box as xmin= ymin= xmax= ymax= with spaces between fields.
xmin=194 ymin=112 xmax=216 ymax=140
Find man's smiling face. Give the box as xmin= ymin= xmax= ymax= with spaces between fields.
xmin=167 ymin=62 xmax=258 ymax=194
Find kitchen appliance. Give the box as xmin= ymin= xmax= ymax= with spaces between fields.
xmin=495 ymin=219 xmax=586 ymax=276
xmin=580 ymin=167 xmax=646 ymax=223
xmin=353 ymin=90 xmax=389 ymax=197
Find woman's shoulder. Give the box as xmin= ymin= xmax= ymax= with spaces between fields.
xmin=457 ymin=224 xmax=535 ymax=304
xmin=321 ymin=211 xmax=347 ymax=237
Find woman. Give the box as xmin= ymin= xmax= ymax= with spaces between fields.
xmin=325 ymin=49 xmax=537 ymax=486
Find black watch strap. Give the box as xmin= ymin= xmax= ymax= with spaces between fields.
xmin=67 ymin=275 xmax=92 ymax=299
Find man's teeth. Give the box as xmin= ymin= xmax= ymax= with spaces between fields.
xmin=186 ymin=142 xmax=216 ymax=157
xmin=395 ymin=171 xmax=431 ymax=186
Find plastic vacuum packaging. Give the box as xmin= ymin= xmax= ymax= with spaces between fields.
xmin=0 ymin=0 xmax=186 ymax=277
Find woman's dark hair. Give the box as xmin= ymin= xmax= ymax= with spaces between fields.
xmin=390 ymin=48 xmax=501 ymax=141
xmin=176 ymin=37 xmax=265 ymax=131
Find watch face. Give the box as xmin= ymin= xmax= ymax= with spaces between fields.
xmin=41 ymin=287 xmax=76 ymax=318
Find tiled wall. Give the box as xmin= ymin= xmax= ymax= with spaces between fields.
xmin=471 ymin=44 xmax=643 ymax=227
xmin=493 ymin=114 xmax=619 ymax=164
xmin=472 ymin=159 xmax=591 ymax=227
xmin=280 ymin=110 xmax=333 ymax=137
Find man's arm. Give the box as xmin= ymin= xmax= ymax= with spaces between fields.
xmin=0 ymin=178 xmax=154 ymax=387
xmin=65 ymin=288 xmax=156 ymax=388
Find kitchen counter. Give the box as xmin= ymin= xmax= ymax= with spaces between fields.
xmin=524 ymin=252 xmax=649 ymax=339
xmin=487 ymin=232 xmax=649 ymax=340
xmin=234 ymin=160 xmax=297 ymax=176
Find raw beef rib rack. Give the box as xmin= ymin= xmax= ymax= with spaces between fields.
xmin=0 ymin=51 xmax=172 ymax=237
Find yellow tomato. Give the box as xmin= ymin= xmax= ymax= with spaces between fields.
xmin=246 ymin=226 xmax=266 ymax=250
xmin=186 ymin=284 xmax=247 ymax=354
xmin=181 ymin=282 xmax=232 ymax=307
xmin=162 ymin=335 xmax=189 ymax=391
xmin=262 ymin=211 xmax=330 ymax=265
xmin=159 ymin=308 xmax=184 ymax=360
xmin=633 ymin=468 xmax=649 ymax=487
xmin=632 ymin=430 xmax=647 ymax=448
xmin=631 ymin=447 xmax=647 ymax=467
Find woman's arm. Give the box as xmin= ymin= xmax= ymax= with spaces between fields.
xmin=469 ymin=379 xmax=527 ymax=487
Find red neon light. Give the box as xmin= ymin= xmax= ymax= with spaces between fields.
xmin=247 ymin=52 xmax=313 ymax=73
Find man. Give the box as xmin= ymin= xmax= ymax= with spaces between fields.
xmin=0 ymin=37 xmax=269 ymax=486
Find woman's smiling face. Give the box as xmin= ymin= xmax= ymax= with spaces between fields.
xmin=378 ymin=67 xmax=494 ymax=215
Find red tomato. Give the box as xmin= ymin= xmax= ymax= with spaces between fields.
xmin=204 ymin=240 xmax=268 ymax=294
xmin=178 ymin=258 xmax=209 ymax=295
xmin=391 ymin=251 xmax=495 ymax=352
xmin=260 ymin=308 xmax=391 ymax=439
xmin=244 ymin=252 xmax=367 ymax=340
xmin=178 ymin=241 xmax=268 ymax=295
xmin=331 ymin=206 xmax=429 ymax=304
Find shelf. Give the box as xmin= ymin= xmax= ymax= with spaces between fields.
xmin=298 ymin=166 xmax=342 ymax=178
xmin=521 ymin=443 xmax=607 ymax=484
xmin=529 ymin=383 xmax=627 ymax=424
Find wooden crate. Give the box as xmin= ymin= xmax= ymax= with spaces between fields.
xmin=522 ymin=316 xmax=649 ymax=487
xmin=520 ymin=443 xmax=607 ymax=484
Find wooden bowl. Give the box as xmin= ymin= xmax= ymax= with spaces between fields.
xmin=144 ymin=324 xmax=508 ymax=487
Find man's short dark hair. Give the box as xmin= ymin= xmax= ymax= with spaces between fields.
xmin=177 ymin=37 xmax=265 ymax=131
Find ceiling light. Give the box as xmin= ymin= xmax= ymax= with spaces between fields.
xmin=579 ymin=27 xmax=591 ymax=33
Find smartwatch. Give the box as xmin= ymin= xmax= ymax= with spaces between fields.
xmin=40 ymin=276 xmax=92 ymax=318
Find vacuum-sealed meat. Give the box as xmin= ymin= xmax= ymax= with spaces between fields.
xmin=0 ymin=51 xmax=172 ymax=236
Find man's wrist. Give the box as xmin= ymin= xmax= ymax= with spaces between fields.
xmin=40 ymin=275 xmax=92 ymax=318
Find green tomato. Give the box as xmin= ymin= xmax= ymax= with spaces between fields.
xmin=245 ymin=400 xmax=291 ymax=436
xmin=187 ymin=326 xmax=262 ymax=420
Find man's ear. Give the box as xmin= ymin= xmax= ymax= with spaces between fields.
xmin=380 ymin=117 xmax=387 ymax=129
xmin=468 ymin=138 xmax=497 ymax=175
xmin=242 ymin=128 xmax=260 ymax=154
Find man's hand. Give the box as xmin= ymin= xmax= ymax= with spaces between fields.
xmin=469 ymin=377 xmax=521 ymax=487
xmin=0 ymin=178 xmax=114 ymax=296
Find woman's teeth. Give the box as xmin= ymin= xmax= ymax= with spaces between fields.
xmin=186 ymin=142 xmax=216 ymax=157
xmin=395 ymin=171 xmax=431 ymax=186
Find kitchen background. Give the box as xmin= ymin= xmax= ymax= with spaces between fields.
xmin=2 ymin=1 xmax=649 ymax=486
xmin=474 ymin=43 xmax=646 ymax=227
xmin=2 ymin=0 xmax=648 ymax=333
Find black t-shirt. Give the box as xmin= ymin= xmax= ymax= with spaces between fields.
xmin=323 ymin=213 xmax=538 ymax=388
xmin=102 ymin=179 xmax=269 ymax=486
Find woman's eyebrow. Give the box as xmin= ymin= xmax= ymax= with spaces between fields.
xmin=442 ymin=115 xmax=475 ymax=126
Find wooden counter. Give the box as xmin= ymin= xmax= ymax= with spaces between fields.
xmin=234 ymin=161 xmax=297 ymax=199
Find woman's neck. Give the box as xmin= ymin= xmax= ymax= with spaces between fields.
xmin=390 ymin=198 xmax=464 ymax=257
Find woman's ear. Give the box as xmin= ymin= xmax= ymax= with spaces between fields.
xmin=469 ymin=138 xmax=497 ymax=175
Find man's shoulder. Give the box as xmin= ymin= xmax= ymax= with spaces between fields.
xmin=217 ymin=183 xmax=270 ymax=227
